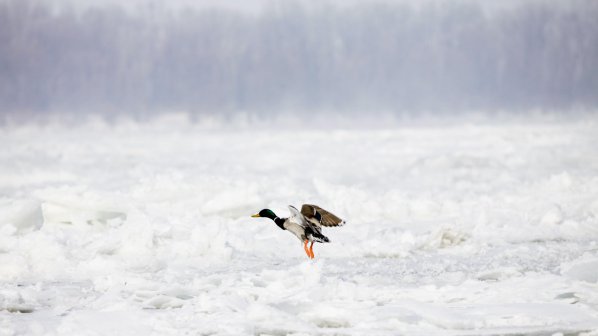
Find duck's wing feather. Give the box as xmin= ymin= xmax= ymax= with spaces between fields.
xmin=301 ymin=204 xmax=346 ymax=227
xmin=288 ymin=205 xmax=309 ymax=228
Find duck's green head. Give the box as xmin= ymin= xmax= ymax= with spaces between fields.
xmin=251 ymin=209 xmax=277 ymax=219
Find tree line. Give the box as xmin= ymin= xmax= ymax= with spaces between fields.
xmin=1 ymin=0 xmax=597 ymax=117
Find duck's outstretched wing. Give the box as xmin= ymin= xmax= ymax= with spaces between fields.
xmin=301 ymin=204 xmax=346 ymax=227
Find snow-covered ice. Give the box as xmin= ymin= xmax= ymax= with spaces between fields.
xmin=1 ymin=115 xmax=598 ymax=335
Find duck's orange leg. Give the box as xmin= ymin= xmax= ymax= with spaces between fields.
xmin=303 ymin=240 xmax=312 ymax=259
xmin=309 ymin=242 xmax=315 ymax=259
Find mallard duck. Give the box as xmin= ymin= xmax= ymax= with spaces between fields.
xmin=251 ymin=204 xmax=345 ymax=259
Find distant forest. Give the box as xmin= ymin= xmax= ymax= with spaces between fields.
xmin=1 ymin=0 xmax=597 ymax=117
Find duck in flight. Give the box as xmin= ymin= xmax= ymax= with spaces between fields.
xmin=251 ymin=204 xmax=346 ymax=259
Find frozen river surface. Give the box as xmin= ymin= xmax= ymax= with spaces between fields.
xmin=1 ymin=116 xmax=598 ymax=335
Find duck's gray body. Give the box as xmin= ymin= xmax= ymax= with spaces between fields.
xmin=283 ymin=220 xmax=317 ymax=242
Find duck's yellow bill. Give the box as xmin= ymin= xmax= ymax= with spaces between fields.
xmin=251 ymin=214 xmax=260 ymax=218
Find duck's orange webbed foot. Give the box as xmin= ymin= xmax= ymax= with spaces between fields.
xmin=303 ymin=240 xmax=313 ymax=259
xmin=309 ymin=241 xmax=315 ymax=259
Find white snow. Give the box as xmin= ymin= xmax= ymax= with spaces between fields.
xmin=1 ymin=115 xmax=598 ymax=335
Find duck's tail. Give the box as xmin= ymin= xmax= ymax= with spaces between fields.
xmin=308 ymin=232 xmax=330 ymax=243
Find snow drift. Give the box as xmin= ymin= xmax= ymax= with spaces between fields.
xmin=1 ymin=115 xmax=598 ymax=335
